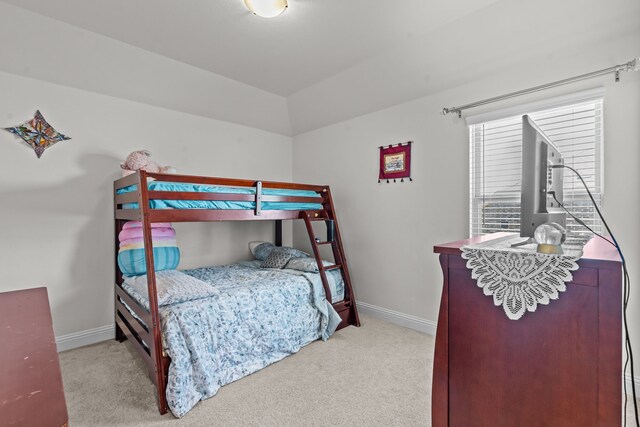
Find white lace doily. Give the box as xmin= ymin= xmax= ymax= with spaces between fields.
xmin=460 ymin=233 xmax=592 ymax=320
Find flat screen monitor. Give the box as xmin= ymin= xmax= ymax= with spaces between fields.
xmin=520 ymin=115 xmax=566 ymax=238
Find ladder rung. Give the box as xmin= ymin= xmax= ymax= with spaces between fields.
xmin=322 ymin=264 xmax=342 ymax=271
xmin=314 ymin=241 xmax=333 ymax=245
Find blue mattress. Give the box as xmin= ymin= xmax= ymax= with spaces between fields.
xmin=118 ymin=181 xmax=323 ymax=210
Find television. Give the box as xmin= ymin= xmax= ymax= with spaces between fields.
xmin=519 ymin=115 xmax=566 ymax=239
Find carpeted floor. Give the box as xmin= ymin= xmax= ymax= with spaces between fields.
xmin=59 ymin=316 xmax=431 ymax=426
xmin=60 ymin=315 xmax=639 ymax=426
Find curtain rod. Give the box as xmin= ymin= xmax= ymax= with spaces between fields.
xmin=441 ymin=57 xmax=639 ymax=118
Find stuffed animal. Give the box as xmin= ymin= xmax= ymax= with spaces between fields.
xmin=120 ymin=150 xmax=176 ymax=176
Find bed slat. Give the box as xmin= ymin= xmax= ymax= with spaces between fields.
xmin=114 ymin=173 xmax=141 ymax=190
xmin=115 ymin=191 xmax=140 ymax=205
xmin=116 ymin=300 xmax=152 ymax=348
xmin=143 ymin=172 xmax=328 ymax=193
xmin=148 ymin=209 xmax=323 ymax=223
xmin=115 ymin=315 xmax=157 ymax=383
xmin=115 ymin=285 xmax=152 ymax=326
xmin=115 ymin=209 xmax=142 ymax=221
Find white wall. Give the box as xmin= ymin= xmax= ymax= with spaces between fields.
xmin=0 ymin=71 xmax=293 ymax=348
xmin=293 ymin=33 xmax=640 ymax=379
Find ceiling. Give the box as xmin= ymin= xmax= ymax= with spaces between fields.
xmin=1 ymin=0 xmax=638 ymax=135
xmin=0 ymin=0 xmax=501 ymax=96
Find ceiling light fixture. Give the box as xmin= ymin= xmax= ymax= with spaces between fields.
xmin=243 ymin=0 xmax=288 ymax=18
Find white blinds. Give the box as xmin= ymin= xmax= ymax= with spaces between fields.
xmin=469 ymin=99 xmax=603 ymax=237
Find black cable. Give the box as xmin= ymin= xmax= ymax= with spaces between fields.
xmin=550 ymin=191 xmax=614 ymax=247
xmin=553 ymin=184 xmax=632 ymax=424
xmin=554 ymin=164 xmax=639 ymax=426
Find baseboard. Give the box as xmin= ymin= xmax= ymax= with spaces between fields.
xmin=55 ymin=324 xmax=114 ymax=352
xmin=53 ymin=315 xmax=640 ymax=396
xmin=357 ymin=301 xmax=437 ymax=336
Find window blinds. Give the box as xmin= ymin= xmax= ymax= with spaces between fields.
xmin=469 ymin=99 xmax=603 ymax=237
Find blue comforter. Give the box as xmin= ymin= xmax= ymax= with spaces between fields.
xmin=121 ymin=261 xmax=342 ymax=417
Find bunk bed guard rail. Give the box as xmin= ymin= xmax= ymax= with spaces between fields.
xmin=114 ymin=170 xmax=328 ymax=222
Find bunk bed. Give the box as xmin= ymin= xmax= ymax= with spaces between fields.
xmin=113 ymin=170 xmax=360 ymax=416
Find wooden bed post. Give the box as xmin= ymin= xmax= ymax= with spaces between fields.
xmin=275 ymin=220 xmax=282 ymax=246
xmin=137 ymin=170 xmax=169 ymax=415
xmin=114 ymin=181 xmax=127 ymax=343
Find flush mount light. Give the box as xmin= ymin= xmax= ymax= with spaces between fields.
xmin=244 ymin=0 xmax=288 ymax=18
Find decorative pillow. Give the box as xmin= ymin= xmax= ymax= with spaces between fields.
xmin=260 ymin=246 xmax=308 ymax=269
xmin=123 ymin=221 xmax=173 ymax=230
xmin=251 ymin=241 xmax=275 ymax=261
xmin=285 ymin=257 xmax=335 ymax=273
xmin=119 ymin=236 xmax=177 ymax=249
xmin=118 ymin=246 xmax=180 ymax=276
xmin=118 ymin=227 xmax=176 ymax=242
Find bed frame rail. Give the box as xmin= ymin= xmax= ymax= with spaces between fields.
xmin=114 ymin=285 xmax=170 ymax=412
xmin=114 ymin=171 xmax=327 ymax=223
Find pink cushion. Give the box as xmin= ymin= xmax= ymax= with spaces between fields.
xmin=123 ymin=221 xmax=172 ymax=230
xmin=118 ymin=227 xmax=176 ymax=242
xmin=119 ymin=236 xmax=177 ymax=248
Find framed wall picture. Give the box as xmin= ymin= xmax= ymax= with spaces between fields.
xmin=378 ymin=141 xmax=412 ymax=183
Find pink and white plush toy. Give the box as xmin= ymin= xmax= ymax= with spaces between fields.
xmin=120 ymin=150 xmax=176 ymax=177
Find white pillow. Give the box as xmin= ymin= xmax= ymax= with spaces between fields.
xmin=122 ymin=270 xmax=214 ymax=307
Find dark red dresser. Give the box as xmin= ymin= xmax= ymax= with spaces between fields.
xmin=432 ymin=233 xmax=622 ymax=427
xmin=0 ymin=287 xmax=68 ymax=427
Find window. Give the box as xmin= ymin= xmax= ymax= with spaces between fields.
xmin=469 ymin=98 xmax=603 ymax=237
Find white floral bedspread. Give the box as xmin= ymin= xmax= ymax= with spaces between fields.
xmin=121 ymin=261 xmax=342 ymax=417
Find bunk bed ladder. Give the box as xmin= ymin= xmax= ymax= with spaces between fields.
xmin=302 ymin=211 xmax=360 ymax=328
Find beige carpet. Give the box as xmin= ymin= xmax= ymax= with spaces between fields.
xmin=60 ymin=316 xmax=431 ymax=426
xmin=60 ymin=315 xmax=639 ymax=426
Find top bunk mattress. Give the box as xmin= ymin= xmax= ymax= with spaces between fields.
xmin=118 ymin=181 xmax=324 ymax=210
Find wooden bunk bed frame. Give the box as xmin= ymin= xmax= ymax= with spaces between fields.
xmin=113 ymin=170 xmax=360 ymax=415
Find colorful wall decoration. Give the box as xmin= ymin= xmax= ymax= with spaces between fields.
xmin=4 ymin=110 xmax=71 ymax=158
xmin=378 ymin=141 xmax=412 ymax=183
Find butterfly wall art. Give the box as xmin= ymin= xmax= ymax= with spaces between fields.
xmin=4 ymin=110 xmax=71 ymax=158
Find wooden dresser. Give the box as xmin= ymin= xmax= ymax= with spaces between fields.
xmin=0 ymin=287 xmax=69 ymax=427
xmin=432 ymin=233 xmax=622 ymax=427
